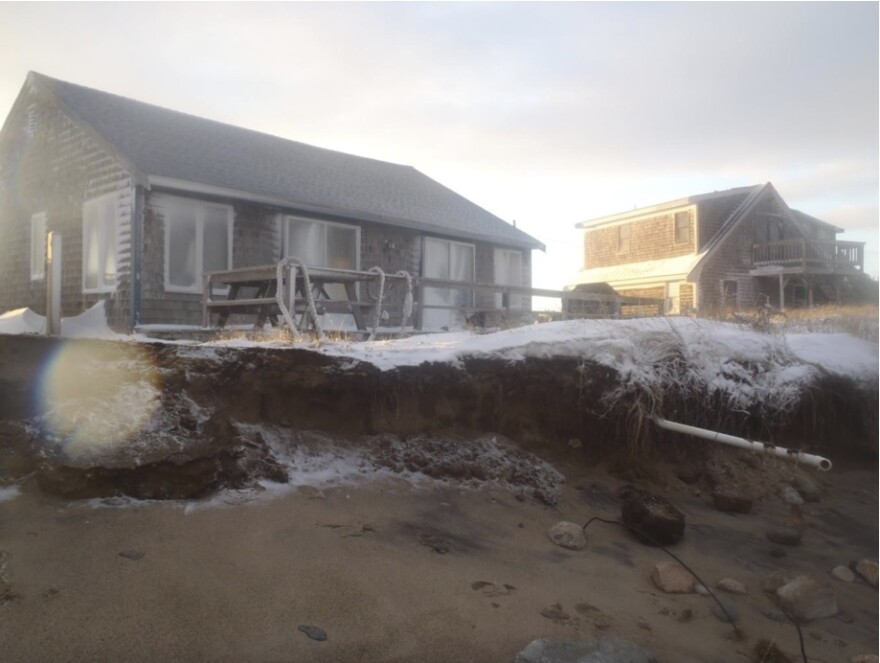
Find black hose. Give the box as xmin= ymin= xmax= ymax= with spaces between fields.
xmin=580 ymin=516 xmax=810 ymax=663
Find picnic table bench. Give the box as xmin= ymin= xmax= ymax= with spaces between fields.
xmin=202 ymin=262 xmax=412 ymax=337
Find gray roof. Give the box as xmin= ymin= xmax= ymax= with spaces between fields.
xmin=576 ymin=184 xmax=761 ymax=229
xmin=29 ymin=72 xmax=543 ymax=250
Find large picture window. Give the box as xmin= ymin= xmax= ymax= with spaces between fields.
xmin=161 ymin=196 xmax=233 ymax=293
xmin=422 ymin=237 xmax=475 ymax=330
xmin=283 ymin=216 xmax=359 ymax=271
xmin=30 ymin=212 xmax=47 ymax=280
xmin=82 ymin=193 xmax=119 ymax=292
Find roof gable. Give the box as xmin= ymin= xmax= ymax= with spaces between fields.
xmin=26 ymin=72 xmax=543 ymax=250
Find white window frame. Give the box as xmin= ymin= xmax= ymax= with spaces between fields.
xmin=493 ymin=248 xmax=525 ymax=309
xmin=282 ymin=215 xmax=361 ymax=271
xmin=421 ymin=237 xmax=477 ymax=330
xmin=674 ymin=210 xmax=691 ymax=244
xmin=30 ymin=212 xmax=47 ymax=281
xmin=423 ymin=237 xmax=476 ymax=284
xmin=82 ymin=192 xmax=120 ymax=294
xmin=160 ymin=195 xmax=234 ymax=294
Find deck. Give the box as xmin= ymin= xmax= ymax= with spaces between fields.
xmin=751 ymin=239 xmax=864 ymax=275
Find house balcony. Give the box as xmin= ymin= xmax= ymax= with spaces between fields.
xmin=751 ymin=239 xmax=864 ymax=275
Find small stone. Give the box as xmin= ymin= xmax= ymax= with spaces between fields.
xmin=620 ymin=490 xmax=686 ymax=546
xmin=712 ymin=486 xmax=753 ymax=514
xmin=716 ymin=578 xmax=747 ymax=595
xmin=766 ymin=526 xmax=802 ymax=546
xmin=779 ymin=486 xmax=804 ymax=506
xmin=763 ymin=571 xmax=791 ymax=596
xmin=567 ymin=438 xmax=582 ymax=449
xmin=831 ymin=566 xmax=856 ymax=583
xmin=851 ymin=655 xmax=879 ymax=663
xmin=854 ymin=559 xmax=878 ymax=588
xmin=547 ymin=521 xmax=586 ymax=551
xmin=694 ymin=583 xmax=710 ymax=596
xmin=793 ymin=474 xmax=821 ymax=502
xmin=651 ymin=562 xmax=695 ymax=594
xmin=711 ymin=599 xmax=739 ymax=623
xmin=297 ymin=624 xmax=327 ymax=641
xmin=777 ymin=575 xmax=838 ymax=622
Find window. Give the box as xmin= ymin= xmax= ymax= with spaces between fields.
xmin=667 ymin=282 xmax=681 ymax=314
xmin=30 ymin=212 xmax=47 ymax=280
xmin=82 ymin=193 xmax=119 ymax=292
xmin=722 ymin=280 xmax=738 ymax=309
xmin=494 ymin=248 xmax=525 ymax=310
xmin=617 ymin=223 xmax=630 ymax=253
xmin=422 ymin=238 xmax=475 ymax=330
xmin=161 ymin=196 xmax=233 ymax=293
xmin=283 ymin=216 xmax=359 ymax=302
xmin=283 ymin=216 xmax=359 ymax=270
xmin=755 ymin=214 xmax=782 ymax=244
xmin=674 ymin=211 xmax=691 ymax=244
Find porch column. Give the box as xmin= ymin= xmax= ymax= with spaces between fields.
xmin=778 ymin=273 xmax=785 ymax=311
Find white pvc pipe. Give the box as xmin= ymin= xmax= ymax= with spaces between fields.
xmin=654 ymin=417 xmax=832 ymax=471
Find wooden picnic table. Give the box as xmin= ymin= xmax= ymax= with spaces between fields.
xmin=202 ymin=264 xmax=386 ymax=330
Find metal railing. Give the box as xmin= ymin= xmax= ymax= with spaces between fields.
xmin=753 ymin=239 xmax=864 ymax=272
xmin=201 ymin=262 xmax=667 ymax=334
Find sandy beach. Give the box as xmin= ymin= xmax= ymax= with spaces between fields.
xmin=1 ymin=450 xmax=876 ymax=663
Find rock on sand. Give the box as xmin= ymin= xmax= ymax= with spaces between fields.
xmin=651 ymin=562 xmax=695 ymax=594
xmin=547 ymin=521 xmax=586 ymax=551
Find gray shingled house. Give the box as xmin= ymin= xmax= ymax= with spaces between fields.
xmin=572 ymin=183 xmax=871 ymax=314
xmin=0 ymin=72 xmax=543 ymax=331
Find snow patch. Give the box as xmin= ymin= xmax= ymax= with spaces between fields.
xmin=0 ymin=301 xmax=127 ymax=340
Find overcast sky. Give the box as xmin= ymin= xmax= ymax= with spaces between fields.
xmin=1 ymin=2 xmax=877 ymax=286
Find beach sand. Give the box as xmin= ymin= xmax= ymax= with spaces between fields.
xmin=0 ymin=455 xmax=877 ymax=663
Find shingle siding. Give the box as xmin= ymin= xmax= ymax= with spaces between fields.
xmin=584 ymin=209 xmax=695 ymax=269
xmin=0 ymin=84 xmax=132 ymax=328
xmin=694 ymin=198 xmax=782 ymax=312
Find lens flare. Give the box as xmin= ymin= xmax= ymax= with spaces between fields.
xmin=37 ymin=341 xmax=161 ymax=459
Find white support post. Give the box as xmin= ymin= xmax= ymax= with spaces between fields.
xmin=46 ymin=231 xmax=62 ymax=336
xmin=778 ymin=273 xmax=785 ymax=311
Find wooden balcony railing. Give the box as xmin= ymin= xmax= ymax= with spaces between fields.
xmin=752 ymin=239 xmax=864 ymax=272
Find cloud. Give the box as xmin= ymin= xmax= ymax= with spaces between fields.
xmin=0 ymin=2 xmax=876 ymax=283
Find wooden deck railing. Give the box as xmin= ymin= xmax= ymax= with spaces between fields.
xmin=752 ymin=239 xmax=864 ymax=271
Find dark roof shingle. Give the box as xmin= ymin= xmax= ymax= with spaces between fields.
xmin=31 ymin=72 xmax=543 ymax=250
